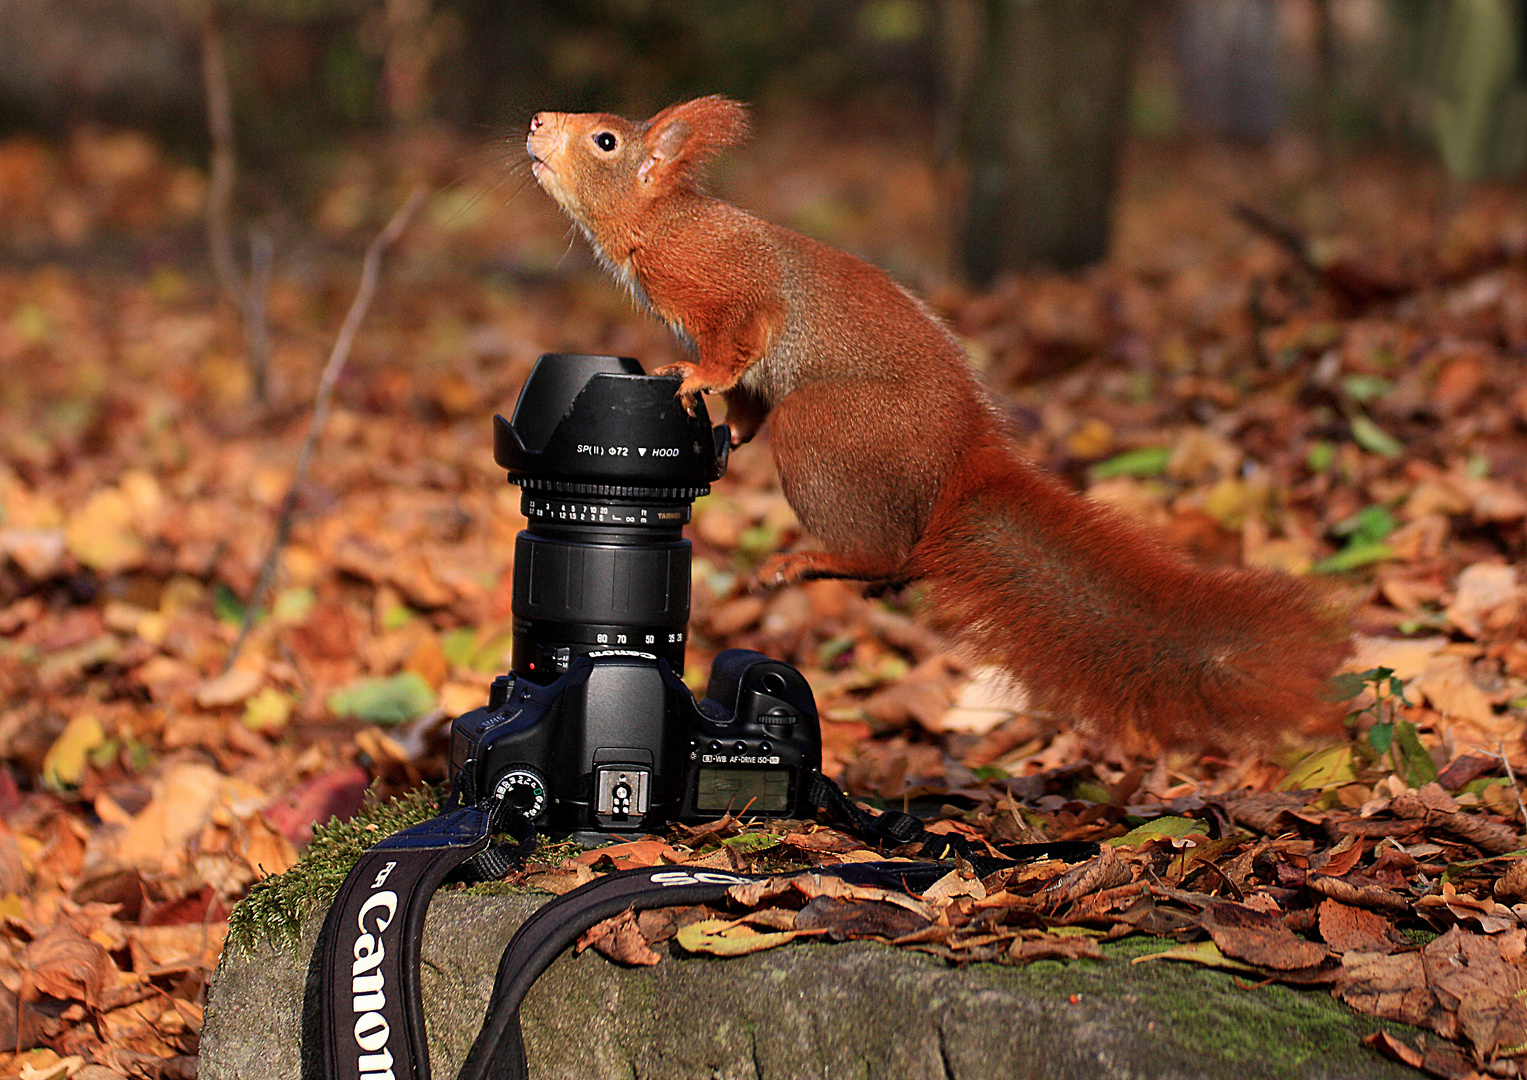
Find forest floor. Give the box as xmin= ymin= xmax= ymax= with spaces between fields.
xmin=0 ymin=113 xmax=1523 ymax=1080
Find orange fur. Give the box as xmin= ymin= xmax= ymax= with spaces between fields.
xmin=526 ymin=96 xmax=1353 ymax=753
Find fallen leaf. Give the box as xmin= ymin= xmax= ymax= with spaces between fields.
xmin=1412 ymin=655 xmax=1496 ymax=727
xmin=195 ymin=667 xmax=263 ymax=709
xmin=242 ymin=686 xmax=293 ymax=731
xmin=674 ymin=918 xmax=818 ymax=957
xmin=40 ymin=714 xmax=105 ymax=789
xmin=1445 ymin=563 xmax=1521 ymax=639
xmin=577 ymin=909 xmax=663 ymax=966
xmin=1200 ymin=901 xmax=1331 ymax=972
xmin=1107 ymin=816 xmax=1210 ymax=848
xmin=64 ymin=487 xmax=145 ymax=573
xmin=575 ymin=840 xmax=682 ymax=871
xmin=23 ymin=922 xmax=116 ymax=1008
xmin=794 ymin=895 xmax=932 ymax=940
xmin=921 ymin=868 xmax=987 ymax=903
xmin=524 ymin=860 xmax=597 ymax=896
xmin=1131 ymin=939 xmax=1261 ymax=974
xmin=326 ymin=671 xmax=435 ymax=725
xmin=1317 ymin=899 xmax=1402 ymax=954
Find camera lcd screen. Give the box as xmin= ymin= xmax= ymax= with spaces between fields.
xmin=695 ymin=768 xmax=791 ymax=813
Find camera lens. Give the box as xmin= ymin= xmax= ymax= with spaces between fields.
xmin=495 ymin=354 xmax=728 ymax=682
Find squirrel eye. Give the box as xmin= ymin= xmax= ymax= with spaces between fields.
xmin=594 ymin=132 xmax=617 ymax=152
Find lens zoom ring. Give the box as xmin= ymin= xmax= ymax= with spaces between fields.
xmin=510 ymin=475 xmax=711 ymax=500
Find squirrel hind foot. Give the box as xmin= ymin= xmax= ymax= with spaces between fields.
xmin=749 ymin=551 xmax=912 ymax=593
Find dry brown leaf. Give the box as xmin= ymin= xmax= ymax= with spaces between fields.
xmin=1411 ymin=654 xmax=1497 ymax=727
xmin=1039 ymin=844 xmax=1134 ymax=906
xmin=794 ymin=895 xmax=932 ymax=941
xmin=523 ymin=859 xmax=599 ymax=896
xmin=1317 ymin=898 xmax=1403 ymax=954
xmin=577 ymin=908 xmax=662 ymax=966
xmin=23 ymin=921 xmax=117 ymax=1009
xmin=1199 ymin=901 xmax=1331 ymax=973
xmin=575 ymin=839 xmax=682 ymax=871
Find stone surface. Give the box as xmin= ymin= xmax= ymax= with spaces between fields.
xmin=201 ymin=892 xmax=1423 ymax=1080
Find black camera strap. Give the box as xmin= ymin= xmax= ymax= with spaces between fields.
xmin=800 ymin=770 xmax=1097 ymax=875
xmin=317 ymin=797 xmax=535 ymax=1080
xmin=315 ymin=773 xmax=1096 ymax=1080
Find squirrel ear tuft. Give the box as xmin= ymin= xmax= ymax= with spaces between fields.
xmin=641 ymin=96 xmax=750 ymax=184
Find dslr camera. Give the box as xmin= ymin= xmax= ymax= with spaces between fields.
xmin=447 ymin=354 xmax=822 ymax=835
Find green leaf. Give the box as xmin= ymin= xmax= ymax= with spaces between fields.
xmin=1091 ymin=445 xmax=1171 ymax=479
xmin=1348 ymin=413 xmax=1404 ymax=458
xmin=214 ymin=583 xmax=247 ymax=626
xmin=1341 ymin=374 xmax=1392 ymax=403
xmin=1392 ymin=721 xmax=1439 ymax=787
xmin=1130 ymin=939 xmax=1261 ymax=974
xmin=1108 ymin=816 xmax=1210 ymax=848
xmin=1368 ymin=721 xmax=1394 ymax=754
xmin=327 ymin=672 xmax=435 ymax=726
xmin=816 ymin=635 xmax=855 ymax=665
xmin=721 ymin=833 xmax=782 ymax=853
xmin=1461 ymin=777 xmax=1512 ymax=797
xmin=1324 ymin=670 xmax=1371 ymax=702
xmin=1280 ymin=745 xmax=1358 ymax=791
xmin=1312 ymin=541 xmax=1393 ymax=574
xmin=737 ymin=523 xmax=782 ymax=561
xmin=1306 ymin=440 xmax=1336 ymax=472
xmin=1073 ymin=780 xmax=1114 ymax=805
xmin=1332 ymin=504 xmax=1398 ymax=544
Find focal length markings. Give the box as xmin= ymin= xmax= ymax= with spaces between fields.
xmin=524 ymin=497 xmax=650 ymax=524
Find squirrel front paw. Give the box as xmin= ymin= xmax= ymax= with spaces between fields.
xmin=653 ymin=361 xmax=708 ymax=414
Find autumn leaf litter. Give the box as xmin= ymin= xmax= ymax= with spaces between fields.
xmin=0 ymin=125 xmax=1523 ymax=1079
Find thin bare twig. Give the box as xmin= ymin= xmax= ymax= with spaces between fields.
xmin=200 ymin=4 xmax=241 ymax=305
xmin=202 ymin=3 xmax=276 ymax=405
xmin=245 ymin=225 xmax=273 ymax=402
xmin=224 ymin=186 xmax=428 ymax=672
xmin=1499 ymin=740 xmax=1527 ymax=828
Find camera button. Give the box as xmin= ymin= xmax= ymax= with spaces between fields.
xmin=708 ymin=741 xmax=722 ymax=753
xmin=733 ymin=741 xmax=747 ymax=753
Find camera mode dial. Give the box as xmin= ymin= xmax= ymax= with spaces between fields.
xmin=492 ymin=767 xmax=549 ymax=820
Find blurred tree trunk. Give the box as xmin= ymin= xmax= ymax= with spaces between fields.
xmin=1175 ymin=0 xmax=1281 ymax=142
xmin=954 ymin=0 xmax=1136 ymax=280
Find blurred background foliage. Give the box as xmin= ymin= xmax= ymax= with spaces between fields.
xmin=0 ymin=0 xmax=1486 ymax=151
xmin=0 ymin=0 xmax=1522 ymax=270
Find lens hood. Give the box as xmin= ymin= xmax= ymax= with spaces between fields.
xmin=495 ymin=354 xmax=728 ymax=497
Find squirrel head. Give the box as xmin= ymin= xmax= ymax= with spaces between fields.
xmin=525 ymin=95 xmax=750 ymax=238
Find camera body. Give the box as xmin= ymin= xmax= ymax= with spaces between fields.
xmin=446 ymin=354 xmax=821 ymax=834
xmin=448 ymin=649 xmax=820 ymax=833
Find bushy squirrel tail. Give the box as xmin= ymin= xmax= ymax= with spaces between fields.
xmin=911 ymin=440 xmax=1352 ymax=753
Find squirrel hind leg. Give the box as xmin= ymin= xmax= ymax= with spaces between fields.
xmin=750 ymin=551 xmax=911 ymax=593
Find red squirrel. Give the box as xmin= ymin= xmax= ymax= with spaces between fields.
xmin=525 ymin=95 xmax=1352 ymax=753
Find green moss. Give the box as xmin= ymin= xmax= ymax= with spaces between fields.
xmin=226 ymin=786 xmax=442 ymax=955
xmin=225 ymin=789 xmax=598 ymax=952
xmin=980 ymin=934 xmax=1420 ymax=1074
